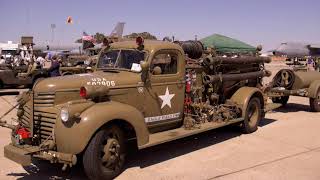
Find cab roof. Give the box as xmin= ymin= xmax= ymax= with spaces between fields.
xmin=106 ymin=40 xmax=184 ymax=53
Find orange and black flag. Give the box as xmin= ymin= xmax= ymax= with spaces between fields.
xmin=66 ymin=16 xmax=73 ymax=24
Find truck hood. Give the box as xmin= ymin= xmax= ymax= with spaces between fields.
xmin=33 ymin=70 xmax=142 ymax=92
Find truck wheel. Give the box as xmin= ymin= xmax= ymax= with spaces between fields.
xmin=272 ymin=96 xmax=289 ymax=106
xmin=83 ymin=126 xmax=126 ymax=180
xmin=242 ymin=97 xmax=262 ymax=134
xmin=310 ymin=90 xmax=320 ymax=112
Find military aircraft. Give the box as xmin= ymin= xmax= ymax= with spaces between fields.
xmin=273 ymin=42 xmax=320 ymax=58
xmin=33 ymin=42 xmax=83 ymax=55
xmin=33 ymin=22 xmax=126 ymax=55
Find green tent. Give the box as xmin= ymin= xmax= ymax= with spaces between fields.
xmin=200 ymin=34 xmax=256 ymax=54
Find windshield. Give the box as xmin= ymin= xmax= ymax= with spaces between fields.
xmin=97 ymin=49 xmax=146 ymax=71
xmin=1 ymin=50 xmax=17 ymax=55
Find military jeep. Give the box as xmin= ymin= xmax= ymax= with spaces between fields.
xmin=0 ymin=63 xmax=48 ymax=89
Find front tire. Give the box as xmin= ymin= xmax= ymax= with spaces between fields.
xmin=83 ymin=126 xmax=126 ymax=180
xmin=310 ymin=90 xmax=320 ymax=112
xmin=242 ymin=97 xmax=262 ymax=134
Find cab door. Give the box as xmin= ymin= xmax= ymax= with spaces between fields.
xmin=143 ymin=49 xmax=185 ymax=133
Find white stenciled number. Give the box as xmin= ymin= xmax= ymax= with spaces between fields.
xmin=86 ymin=79 xmax=116 ymax=87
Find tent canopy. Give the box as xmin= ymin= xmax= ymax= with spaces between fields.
xmin=200 ymin=34 xmax=256 ymax=54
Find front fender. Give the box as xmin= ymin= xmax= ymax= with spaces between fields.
xmin=230 ymin=87 xmax=264 ymax=116
xmin=55 ymin=101 xmax=149 ymax=154
xmin=308 ymin=80 xmax=320 ymax=98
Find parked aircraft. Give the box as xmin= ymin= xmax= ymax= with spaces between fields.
xmin=33 ymin=22 xmax=126 ymax=55
xmin=273 ymin=42 xmax=320 ymax=58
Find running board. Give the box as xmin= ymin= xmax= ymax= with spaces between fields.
xmin=139 ymin=117 xmax=244 ymax=149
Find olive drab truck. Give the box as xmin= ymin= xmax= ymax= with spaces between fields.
xmin=1 ymin=37 xmax=275 ymax=180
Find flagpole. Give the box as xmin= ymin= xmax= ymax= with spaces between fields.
xmin=50 ymin=24 xmax=56 ymax=43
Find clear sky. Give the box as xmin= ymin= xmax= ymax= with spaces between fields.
xmin=0 ymin=0 xmax=319 ymax=51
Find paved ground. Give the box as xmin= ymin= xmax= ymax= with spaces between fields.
xmin=1 ymin=95 xmax=319 ymax=180
xmin=0 ymin=62 xmax=319 ymax=180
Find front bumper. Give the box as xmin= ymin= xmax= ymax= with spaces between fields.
xmin=4 ymin=144 xmax=32 ymax=166
xmin=4 ymin=144 xmax=77 ymax=167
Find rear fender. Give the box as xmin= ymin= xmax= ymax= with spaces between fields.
xmin=230 ymin=87 xmax=264 ymax=116
xmin=55 ymin=101 xmax=149 ymax=154
xmin=308 ymin=80 xmax=320 ymax=98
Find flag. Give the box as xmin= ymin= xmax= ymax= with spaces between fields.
xmin=67 ymin=16 xmax=73 ymax=24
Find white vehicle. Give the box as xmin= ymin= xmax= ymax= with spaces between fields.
xmin=0 ymin=41 xmax=19 ymax=60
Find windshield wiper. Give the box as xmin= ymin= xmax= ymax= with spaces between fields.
xmin=98 ymin=67 xmax=132 ymax=72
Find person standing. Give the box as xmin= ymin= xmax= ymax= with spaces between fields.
xmin=48 ymin=55 xmax=61 ymax=77
xmin=0 ymin=56 xmax=5 ymax=65
xmin=102 ymin=37 xmax=112 ymax=48
xmin=307 ymin=57 xmax=315 ymax=71
xmin=42 ymin=53 xmax=52 ymax=69
xmin=315 ymin=57 xmax=320 ymax=72
xmin=36 ymin=56 xmax=45 ymax=67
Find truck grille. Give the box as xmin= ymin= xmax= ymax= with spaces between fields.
xmin=20 ymin=101 xmax=32 ymax=131
xmin=33 ymin=92 xmax=55 ymax=107
xmin=33 ymin=92 xmax=57 ymax=142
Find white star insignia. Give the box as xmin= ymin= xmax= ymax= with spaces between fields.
xmin=159 ymin=87 xmax=175 ymax=109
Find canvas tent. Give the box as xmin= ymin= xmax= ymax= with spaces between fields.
xmin=200 ymin=34 xmax=256 ymax=54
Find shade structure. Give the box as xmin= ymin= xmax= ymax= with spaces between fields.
xmin=200 ymin=34 xmax=256 ymax=54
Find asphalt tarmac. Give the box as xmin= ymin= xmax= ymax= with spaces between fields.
xmin=0 ymin=62 xmax=319 ymax=179
xmin=0 ymin=93 xmax=319 ymax=180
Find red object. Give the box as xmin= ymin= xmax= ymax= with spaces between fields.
xmin=136 ymin=36 xmax=144 ymax=46
xmin=80 ymin=87 xmax=87 ymax=98
xmin=186 ymin=81 xmax=191 ymax=93
xmin=184 ymin=97 xmax=192 ymax=105
xmin=16 ymin=128 xmax=31 ymax=139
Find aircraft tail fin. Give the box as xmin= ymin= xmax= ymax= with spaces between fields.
xmin=109 ymin=22 xmax=125 ymax=38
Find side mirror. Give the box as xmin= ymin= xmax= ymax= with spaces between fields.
xmin=140 ymin=61 xmax=149 ymax=82
xmin=140 ymin=61 xmax=149 ymax=72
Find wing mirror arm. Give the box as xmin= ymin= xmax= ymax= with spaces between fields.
xmin=140 ymin=61 xmax=150 ymax=83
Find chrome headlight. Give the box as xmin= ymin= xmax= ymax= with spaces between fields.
xmin=60 ymin=108 xmax=69 ymax=122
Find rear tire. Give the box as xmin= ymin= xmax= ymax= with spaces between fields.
xmin=310 ymin=90 xmax=320 ymax=112
xmin=83 ymin=126 xmax=126 ymax=180
xmin=272 ymin=96 xmax=289 ymax=106
xmin=242 ymin=97 xmax=262 ymax=134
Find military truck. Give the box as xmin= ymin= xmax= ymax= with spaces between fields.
xmin=2 ymin=38 xmax=273 ymax=179
xmin=269 ymin=69 xmax=320 ymax=111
